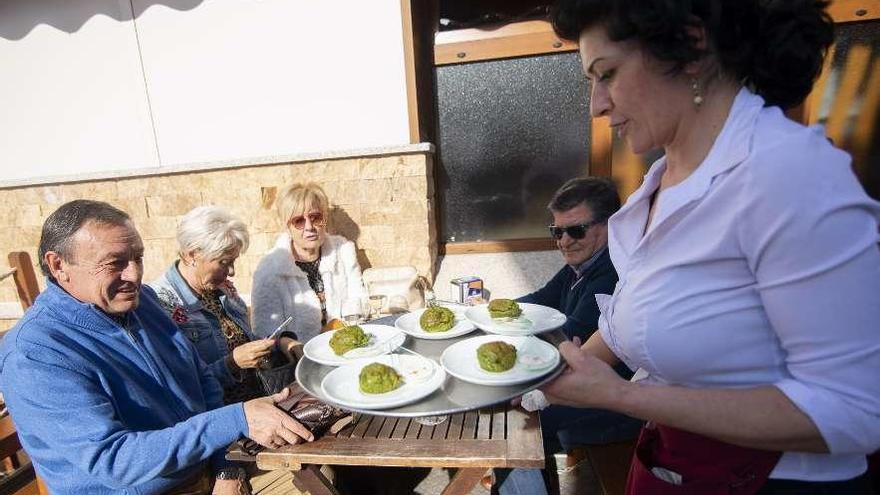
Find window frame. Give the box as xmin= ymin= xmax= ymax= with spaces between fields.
xmin=433 ymin=1 xmax=879 ymax=254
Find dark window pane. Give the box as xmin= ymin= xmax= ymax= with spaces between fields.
xmin=436 ymin=52 xmax=591 ymax=243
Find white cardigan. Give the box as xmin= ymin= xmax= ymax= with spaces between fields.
xmin=251 ymin=233 xmax=367 ymax=342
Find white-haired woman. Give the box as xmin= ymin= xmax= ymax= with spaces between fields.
xmin=252 ymin=182 xmax=367 ymax=342
xmin=151 ymin=206 xmax=300 ymax=405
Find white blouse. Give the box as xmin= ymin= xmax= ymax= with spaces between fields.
xmin=598 ymin=89 xmax=880 ymax=481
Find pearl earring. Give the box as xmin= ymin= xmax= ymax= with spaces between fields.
xmin=691 ymin=78 xmax=704 ymax=108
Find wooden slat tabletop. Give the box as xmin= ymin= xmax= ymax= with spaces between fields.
xmin=251 ymin=405 xmax=543 ymax=472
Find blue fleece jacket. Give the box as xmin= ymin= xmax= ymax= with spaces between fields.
xmin=0 ymin=281 xmax=249 ymax=494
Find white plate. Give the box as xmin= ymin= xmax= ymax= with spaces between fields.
xmin=302 ymin=324 xmax=406 ymax=366
xmin=321 ymin=354 xmax=447 ymax=410
xmin=440 ymin=335 xmax=560 ymax=386
xmin=464 ymin=303 xmax=566 ymax=336
xmin=394 ymin=308 xmax=477 ymax=340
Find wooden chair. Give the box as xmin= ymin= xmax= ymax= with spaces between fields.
xmin=0 ymin=415 xmax=39 ymax=495
xmin=1 ymin=252 xmax=47 ymax=495
xmin=6 ymin=253 xmax=39 ymax=313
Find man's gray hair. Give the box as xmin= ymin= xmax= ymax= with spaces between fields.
xmin=38 ymin=200 xmax=131 ymax=278
xmin=176 ymin=206 xmax=249 ymax=260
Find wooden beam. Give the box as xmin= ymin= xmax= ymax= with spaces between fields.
xmin=441 ymin=468 xmax=490 ymax=495
xmin=400 ymin=0 xmax=420 ymax=143
xmin=432 ymin=2 xmax=878 ymax=67
xmin=825 ymin=43 xmax=871 ymax=144
xmin=828 ymin=0 xmax=880 ymax=23
xmin=590 ymin=118 xmax=613 ymax=178
xmin=850 ymin=61 xmax=880 ymax=175
xmin=257 ymin=438 xmax=509 ymax=469
xmin=441 ymin=238 xmax=556 ymax=255
xmin=804 ymin=43 xmax=837 ymax=124
xmin=435 ymin=20 xmax=577 ymax=66
xmin=610 ymin=140 xmax=649 ymax=200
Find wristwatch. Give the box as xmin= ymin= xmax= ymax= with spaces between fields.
xmin=215 ymin=466 xmax=246 ymax=481
xmin=216 ymin=466 xmax=251 ymax=495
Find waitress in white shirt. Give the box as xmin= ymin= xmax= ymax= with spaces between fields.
xmin=541 ymin=1 xmax=880 ymax=493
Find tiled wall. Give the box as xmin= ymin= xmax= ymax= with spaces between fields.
xmin=0 ymin=151 xmax=437 ymax=327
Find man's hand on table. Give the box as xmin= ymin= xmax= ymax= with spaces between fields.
xmin=243 ymin=388 xmax=314 ymax=448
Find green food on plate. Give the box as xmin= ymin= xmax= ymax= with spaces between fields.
xmin=359 ymin=362 xmax=404 ymax=394
xmin=477 ymin=341 xmax=517 ymax=372
xmin=329 ymin=325 xmax=370 ymax=356
xmin=488 ymin=299 xmax=522 ymax=319
xmin=419 ymin=306 xmax=456 ymax=333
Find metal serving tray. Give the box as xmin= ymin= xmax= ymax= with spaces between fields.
xmin=295 ymin=314 xmax=566 ymax=417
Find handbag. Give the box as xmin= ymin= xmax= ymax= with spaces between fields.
xmin=236 ymin=382 xmax=353 ymax=456
xmin=362 ymin=266 xmax=428 ymax=312
xmin=626 ymin=422 xmax=781 ymax=494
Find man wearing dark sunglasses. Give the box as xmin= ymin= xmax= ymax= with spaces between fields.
xmin=492 ymin=177 xmax=642 ymax=495
xmin=524 ymin=176 xmax=619 ymax=342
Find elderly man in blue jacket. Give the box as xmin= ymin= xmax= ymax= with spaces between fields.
xmin=0 ymin=200 xmax=312 ymax=495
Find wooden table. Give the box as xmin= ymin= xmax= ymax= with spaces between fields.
xmin=229 ymin=404 xmax=543 ymax=495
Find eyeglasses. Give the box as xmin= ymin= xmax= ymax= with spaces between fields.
xmin=289 ymin=211 xmax=326 ymax=230
xmin=548 ymin=220 xmax=601 ymax=240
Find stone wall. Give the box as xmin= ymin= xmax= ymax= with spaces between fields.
xmin=0 ymin=149 xmax=437 ymax=325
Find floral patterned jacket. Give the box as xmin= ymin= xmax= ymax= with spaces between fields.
xmin=149 ymin=262 xmax=253 ymax=387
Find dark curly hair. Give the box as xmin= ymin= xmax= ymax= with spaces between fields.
xmin=550 ymin=0 xmax=834 ymax=109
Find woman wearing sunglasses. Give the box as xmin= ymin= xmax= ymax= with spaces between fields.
xmin=252 ymin=182 xmax=367 ymax=342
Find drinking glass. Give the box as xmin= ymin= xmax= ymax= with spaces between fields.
xmin=341 ymin=295 xmax=367 ymax=325
xmin=368 ymin=294 xmax=386 ymax=320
